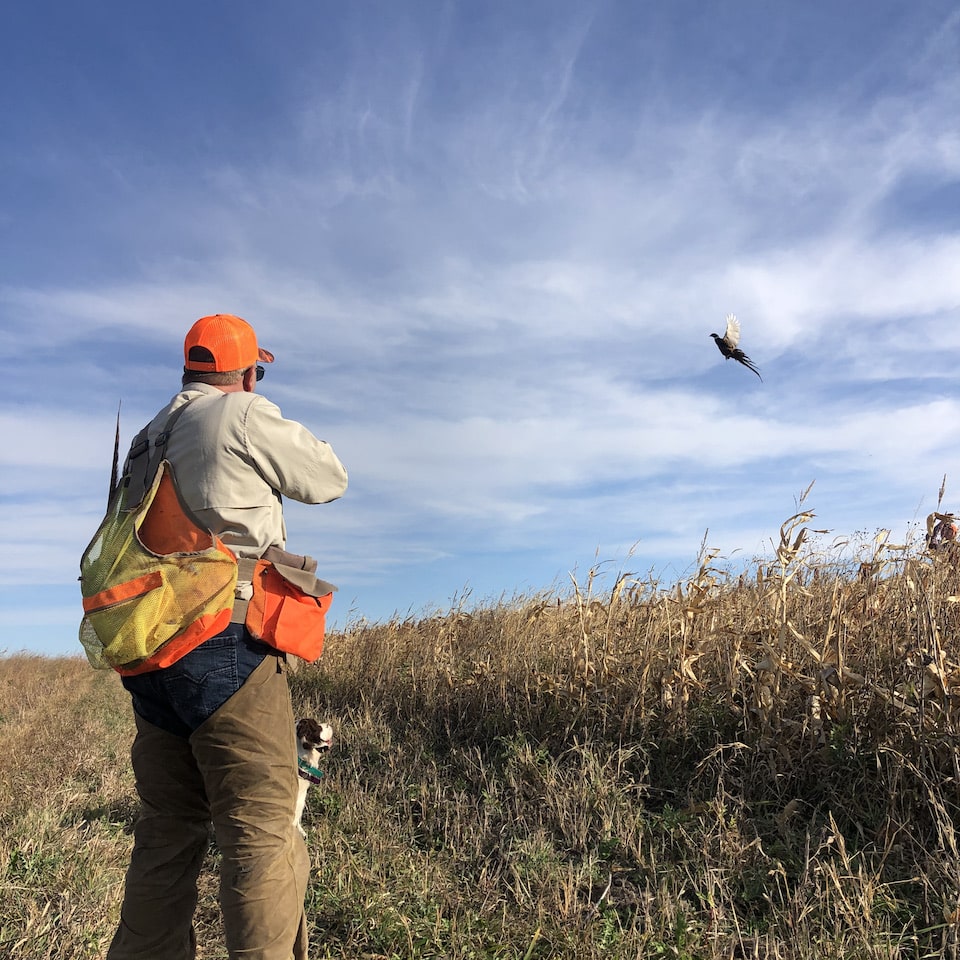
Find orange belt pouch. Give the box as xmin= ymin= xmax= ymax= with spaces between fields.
xmin=244 ymin=559 xmax=334 ymax=662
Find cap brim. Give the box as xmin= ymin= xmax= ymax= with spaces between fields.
xmin=258 ymin=348 xmax=275 ymax=363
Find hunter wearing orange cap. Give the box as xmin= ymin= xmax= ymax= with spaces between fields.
xmin=107 ymin=314 xmax=347 ymax=960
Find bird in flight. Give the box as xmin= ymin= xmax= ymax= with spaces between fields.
xmin=710 ymin=314 xmax=762 ymax=380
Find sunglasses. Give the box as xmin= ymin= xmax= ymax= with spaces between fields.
xmin=255 ymin=365 xmax=265 ymax=381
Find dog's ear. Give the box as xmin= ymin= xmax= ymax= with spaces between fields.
xmin=297 ymin=718 xmax=325 ymax=741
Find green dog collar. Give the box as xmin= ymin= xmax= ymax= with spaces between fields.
xmin=297 ymin=757 xmax=324 ymax=784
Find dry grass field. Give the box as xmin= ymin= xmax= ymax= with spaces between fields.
xmin=5 ymin=507 xmax=960 ymax=958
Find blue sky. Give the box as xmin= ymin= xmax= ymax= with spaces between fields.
xmin=3 ymin=1 xmax=960 ymax=658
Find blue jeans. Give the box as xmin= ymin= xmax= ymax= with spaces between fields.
xmin=122 ymin=623 xmax=274 ymax=738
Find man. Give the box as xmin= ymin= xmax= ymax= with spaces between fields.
xmin=107 ymin=314 xmax=348 ymax=960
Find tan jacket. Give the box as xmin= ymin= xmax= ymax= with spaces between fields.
xmin=129 ymin=383 xmax=347 ymax=561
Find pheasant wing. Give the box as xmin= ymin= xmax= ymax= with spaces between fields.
xmin=723 ymin=313 xmax=741 ymax=349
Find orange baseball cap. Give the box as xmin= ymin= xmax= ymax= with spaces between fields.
xmin=183 ymin=314 xmax=275 ymax=373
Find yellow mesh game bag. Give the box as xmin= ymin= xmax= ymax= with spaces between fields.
xmin=79 ymin=460 xmax=238 ymax=675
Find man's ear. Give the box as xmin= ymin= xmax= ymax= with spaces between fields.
xmin=242 ymin=366 xmax=257 ymax=392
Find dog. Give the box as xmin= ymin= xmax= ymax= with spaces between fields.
xmin=294 ymin=718 xmax=333 ymax=835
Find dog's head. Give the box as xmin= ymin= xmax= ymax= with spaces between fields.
xmin=296 ymin=718 xmax=333 ymax=765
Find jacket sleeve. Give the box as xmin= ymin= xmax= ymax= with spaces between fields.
xmin=242 ymin=395 xmax=348 ymax=504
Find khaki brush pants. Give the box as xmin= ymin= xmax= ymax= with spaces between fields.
xmin=107 ymin=654 xmax=310 ymax=960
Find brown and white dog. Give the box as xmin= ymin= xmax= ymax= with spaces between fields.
xmin=294 ymin=718 xmax=333 ymax=835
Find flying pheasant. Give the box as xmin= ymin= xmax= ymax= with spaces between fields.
xmin=710 ymin=314 xmax=762 ymax=380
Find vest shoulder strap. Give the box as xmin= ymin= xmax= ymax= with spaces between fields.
xmin=123 ymin=399 xmax=196 ymax=506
